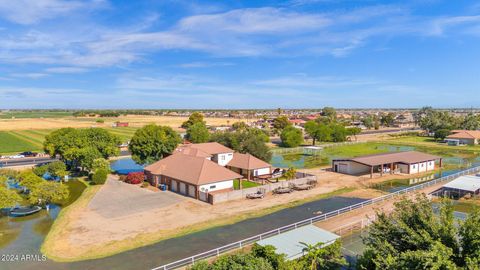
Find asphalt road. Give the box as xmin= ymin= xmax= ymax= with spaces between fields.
xmin=0 ymin=156 xmax=58 ymax=168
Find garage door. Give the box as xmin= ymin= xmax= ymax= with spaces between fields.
xmin=199 ymin=192 xmax=208 ymax=202
xmin=338 ymin=164 xmax=348 ymax=174
xmin=188 ymin=185 xmax=196 ymax=198
xmin=171 ymin=180 xmax=177 ymax=192
xmin=179 ymin=182 xmax=187 ymax=195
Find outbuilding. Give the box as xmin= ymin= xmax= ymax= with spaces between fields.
xmin=439 ymin=175 xmax=480 ymax=199
xmin=332 ymin=151 xmax=441 ymax=178
xmin=226 ymin=153 xmax=272 ymax=181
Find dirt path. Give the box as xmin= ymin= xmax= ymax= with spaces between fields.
xmin=315 ymin=181 xmax=445 ymax=233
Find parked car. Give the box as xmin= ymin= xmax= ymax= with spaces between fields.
xmin=20 ymin=151 xmax=38 ymax=157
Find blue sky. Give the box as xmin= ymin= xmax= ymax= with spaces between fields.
xmin=0 ymin=0 xmax=479 ymax=109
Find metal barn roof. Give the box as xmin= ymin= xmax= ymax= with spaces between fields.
xmin=443 ymin=175 xmax=480 ymax=192
xmin=257 ymin=225 xmax=340 ymax=260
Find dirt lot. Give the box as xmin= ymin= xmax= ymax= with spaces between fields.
xmin=0 ymin=115 xmax=245 ymax=131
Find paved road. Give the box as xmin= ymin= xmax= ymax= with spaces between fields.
xmin=0 ymin=151 xmax=131 ymax=168
xmin=0 ymin=156 xmax=58 ymax=168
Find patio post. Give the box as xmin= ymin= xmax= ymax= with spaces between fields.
xmin=370 ymin=166 xmax=373 ymax=179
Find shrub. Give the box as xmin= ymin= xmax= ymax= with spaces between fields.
xmin=118 ymin=175 xmax=127 ymax=182
xmin=92 ymin=168 xmax=108 ymax=185
xmin=125 ymin=172 xmax=144 ymax=184
xmin=141 ymin=182 xmax=150 ymax=188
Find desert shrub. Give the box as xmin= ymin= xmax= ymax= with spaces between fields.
xmin=141 ymin=182 xmax=150 ymax=188
xmin=92 ymin=168 xmax=108 ymax=185
xmin=118 ymin=175 xmax=127 ymax=182
xmin=125 ymin=172 xmax=144 ymax=184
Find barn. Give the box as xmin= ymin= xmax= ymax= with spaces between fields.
xmin=332 ymin=151 xmax=441 ymax=178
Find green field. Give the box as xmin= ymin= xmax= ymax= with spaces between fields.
xmin=0 ymin=131 xmax=43 ymax=154
xmin=234 ymin=179 xmax=261 ymax=190
xmin=0 ymin=127 xmax=138 ymax=155
xmin=0 ymin=111 xmax=73 ymax=119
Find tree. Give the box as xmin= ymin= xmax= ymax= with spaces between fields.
xmin=273 ymin=116 xmax=292 ymax=134
xmin=181 ymin=112 xmax=205 ymax=129
xmin=210 ymin=128 xmax=271 ymax=161
xmin=434 ymin=129 xmax=451 ymax=141
xmin=347 ymin=127 xmax=362 ymax=141
xmin=304 ymin=121 xmax=320 ymax=145
xmin=357 ymin=195 xmax=480 ymax=269
xmin=330 ymin=124 xmax=348 ymax=142
xmin=44 ymin=128 xmax=120 ymax=170
xmin=129 ymin=124 xmax=182 ymax=164
xmin=280 ymin=126 xmax=304 ymax=148
xmin=92 ymin=168 xmax=109 ymax=185
xmin=380 ymin=113 xmax=395 ymax=127
xmin=461 ymin=113 xmax=480 ymax=130
xmin=232 ymin=121 xmax=248 ymax=131
xmin=18 ymin=171 xmax=44 ymax=191
xmin=186 ymin=122 xmax=210 ymax=143
xmin=91 ymin=158 xmax=110 ymax=172
xmin=362 ymin=116 xmax=374 ymax=129
xmin=321 ymin=107 xmax=337 ymax=123
xmin=47 ymin=161 xmax=68 ymax=179
xmin=28 ymin=181 xmax=69 ymax=206
xmin=300 ymin=240 xmax=346 ymax=270
xmin=284 ymin=167 xmax=297 ymax=180
xmin=0 ymin=187 xmax=22 ymax=209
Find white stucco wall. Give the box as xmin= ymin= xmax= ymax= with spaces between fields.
xmin=199 ymin=179 xmax=234 ymax=193
xmin=427 ymin=160 xmax=435 ymax=171
xmin=254 ymin=167 xmax=271 ymax=176
xmin=408 ymin=161 xmax=435 ymax=174
xmin=213 ymin=152 xmax=234 ymax=166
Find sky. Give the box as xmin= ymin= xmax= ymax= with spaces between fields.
xmin=0 ymin=0 xmax=479 ymax=109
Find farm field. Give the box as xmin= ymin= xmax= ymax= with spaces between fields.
xmin=0 ymin=115 xmax=248 ymax=155
xmin=0 ymin=111 xmax=73 ymax=119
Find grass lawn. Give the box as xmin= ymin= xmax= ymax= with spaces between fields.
xmin=0 ymin=131 xmax=42 ymax=154
xmin=383 ymin=135 xmax=480 ymax=152
xmin=233 ymin=179 xmax=261 ymax=190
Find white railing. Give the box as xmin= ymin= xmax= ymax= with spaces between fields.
xmin=152 ymin=166 xmax=480 ymax=270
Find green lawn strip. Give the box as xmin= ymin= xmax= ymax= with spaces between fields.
xmin=0 ymin=112 xmax=72 ymax=119
xmin=43 ymin=186 xmax=355 ymax=262
xmin=0 ymin=132 xmax=40 ymax=154
xmin=11 ymin=130 xmax=46 ymax=144
xmin=233 ymin=179 xmax=261 ymax=190
xmin=7 ymin=131 xmax=44 ymax=149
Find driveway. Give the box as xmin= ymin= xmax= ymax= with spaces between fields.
xmin=88 ymin=176 xmax=185 ymax=218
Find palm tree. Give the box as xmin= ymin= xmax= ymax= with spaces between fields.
xmin=299 ymin=241 xmax=346 ymax=270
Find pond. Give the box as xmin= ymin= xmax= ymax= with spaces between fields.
xmin=0 ymin=180 xmax=86 ymax=269
xmin=270 ymin=143 xmax=480 ymax=170
xmin=110 ymin=158 xmax=144 ymax=175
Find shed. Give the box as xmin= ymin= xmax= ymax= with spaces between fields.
xmin=440 ymin=175 xmax=480 ymax=198
xmin=257 ymin=225 xmax=340 ymax=260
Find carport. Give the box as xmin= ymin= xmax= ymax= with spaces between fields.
xmin=440 ymin=175 xmax=480 ymax=199
xmin=257 ymin=225 xmax=340 ymax=260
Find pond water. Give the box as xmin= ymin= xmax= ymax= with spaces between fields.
xmin=0 ymin=180 xmax=86 ymax=270
xmin=110 ymin=158 xmax=144 ymax=175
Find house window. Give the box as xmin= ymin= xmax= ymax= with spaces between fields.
xmin=413 ymin=165 xmax=416 ymax=169
xmin=220 ymin=155 xmax=225 ymax=161
xmin=421 ymin=163 xmax=424 ymax=167
xmin=210 ymin=185 xmax=216 ymax=189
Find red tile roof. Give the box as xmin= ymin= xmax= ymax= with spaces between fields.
xmin=227 ymin=153 xmax=272 ymax=170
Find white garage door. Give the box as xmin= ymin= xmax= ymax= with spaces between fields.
xmin=179 ymin=182 xmax=187 ymax=195
xmin=188 ymin=185 xmax=196 ymax=198
xmin=171 ymin=180 xmax=177 ymax=192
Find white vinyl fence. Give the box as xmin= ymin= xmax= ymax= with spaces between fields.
xmin=153 ymin=165 xmax=480 ymax=270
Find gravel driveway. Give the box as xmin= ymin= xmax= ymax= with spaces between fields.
xmin=88 ymin=176 xmax=185 ymax=218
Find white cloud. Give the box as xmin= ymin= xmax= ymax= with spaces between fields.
xmin=45 ymin=67 xmax=89 ymax=73
xmin=10 ymin=73 xmax=48 ymax=79
xmin=0 ymin=0 xmax=106 ymax=25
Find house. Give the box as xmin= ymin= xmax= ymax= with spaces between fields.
xmin=113 ymin=122 xmax=129 ymax=127
xmin=144 ymin=153 xmax=242 ymax=202
xmin=289 ymin=118 xmax=306 ymax=127
xmin=446 ymin=130 xmax=480 ymax=145
xmin=226 ymin=153 xmax=272 ymax=180
xmin=332 ymin=151 xmax=441 ymax=178
xmin=175 ymin=142 xmax=234 ymax=166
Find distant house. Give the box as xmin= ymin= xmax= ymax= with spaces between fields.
xmin=332 ymin=151 xmax=441 ymax=178
xmin=289 ymin=118 xmax=306 ymax=127
xmin=446 ymin=130 xmax=480 ymax=145
xmin=113 ymin=122 xmax=129 ymax=127
xmin=226 ymin=153 xmax=272 ymax=180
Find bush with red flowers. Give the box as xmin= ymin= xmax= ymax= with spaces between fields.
xmin=125 ymin=172 xmax=144 ymax=185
